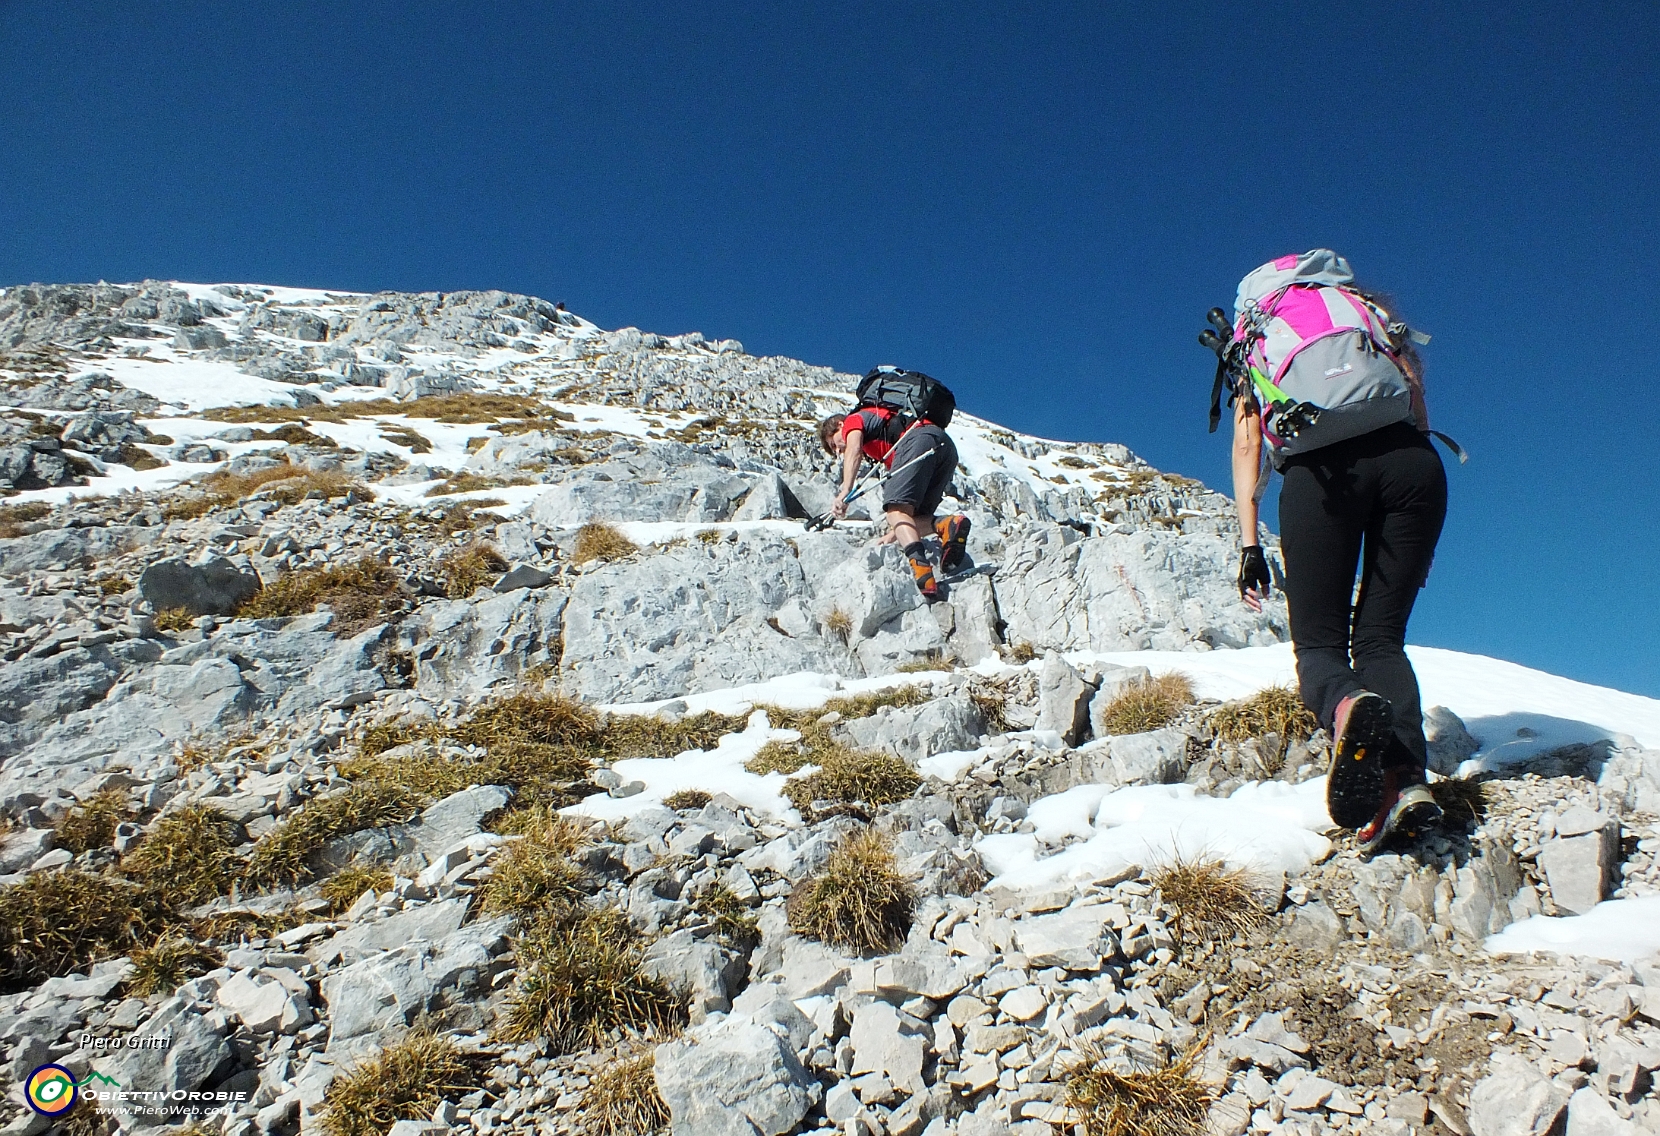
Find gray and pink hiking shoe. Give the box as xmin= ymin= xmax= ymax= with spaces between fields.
xmin=1357 ymin=777 xmax=1444 ymax=856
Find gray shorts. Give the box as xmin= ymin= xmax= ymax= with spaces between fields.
xmin=882 ymin=425 xmax=957 ymax=516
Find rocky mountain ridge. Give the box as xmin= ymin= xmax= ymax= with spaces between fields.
xmin=0 ymin=279 xmax=1654 ymax=1136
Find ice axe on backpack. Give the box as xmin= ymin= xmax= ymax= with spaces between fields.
xmin=802 ymin=444 xmax=943 ymax=532
xmin=1199 ymin=306 xmax=1323 ymax=441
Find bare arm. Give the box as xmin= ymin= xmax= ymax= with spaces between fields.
xmin=831 ymin=428 xmax=864 ymax=517
xmin=1232 ymin=395 xmax=1262 ymax=546
xmin=839 ymin=430 xmax=864 ymax=496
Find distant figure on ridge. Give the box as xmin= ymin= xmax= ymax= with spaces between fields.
xmin=1206 ymin=249 xmax=1461 ymax=855
xmin=817 ymin=366 xmax=971 ymax=602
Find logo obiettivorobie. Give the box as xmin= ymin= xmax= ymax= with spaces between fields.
xmin=25 ymin=1066 xmax=118 ymax=1115
xmin=25 ymin=1064 xmax=77 ymax=1115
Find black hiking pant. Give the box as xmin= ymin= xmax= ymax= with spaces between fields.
xmin=1279 ymin=421 xmax=1448 ymax=777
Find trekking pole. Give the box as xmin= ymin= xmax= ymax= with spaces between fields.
xmin=803 ymin=445 xmax=942 ymax=531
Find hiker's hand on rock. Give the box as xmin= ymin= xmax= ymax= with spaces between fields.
xmin=1238 ymin=545 xmax=1270 ymax=611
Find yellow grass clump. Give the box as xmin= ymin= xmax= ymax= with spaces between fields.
xmin=786 ymin=831 xmax=915 ymax=956
xmin=1096 ymin=673 xmax=1195 ymax=736
xmin=572 ymin=522 xmax=638 ymax=564
xmin=1064 ymin=1037 xmax=1216 ymax=1136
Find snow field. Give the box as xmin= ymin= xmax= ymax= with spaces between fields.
xmin=977 ymin=780 xmax=1334 ymax=891
xmin=562 ymin=709 xmax=804 ymax=822
xmin=1486 ymin=897 xmax=1660 ymax=963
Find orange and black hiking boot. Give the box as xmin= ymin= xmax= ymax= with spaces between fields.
xmin=903 ymin=542 xmax=939 ymax=601
xmin=935 ymin=514 xmax=971 ymax=573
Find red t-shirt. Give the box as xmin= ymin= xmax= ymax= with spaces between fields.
xmin=839 ymin=408 xmax=909 ymax=467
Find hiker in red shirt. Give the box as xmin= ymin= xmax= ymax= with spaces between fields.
xmin=817 ymin=388 xmax=970 ymax=601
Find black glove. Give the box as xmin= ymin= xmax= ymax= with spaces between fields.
xmin=1238 ymin=545 xmax=1271 ymax=600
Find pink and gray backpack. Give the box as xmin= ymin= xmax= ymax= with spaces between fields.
xmin=1226 ymin=249 xmax=1416 ymax=460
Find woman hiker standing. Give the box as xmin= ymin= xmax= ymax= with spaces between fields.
xmin=1226 ymin=250 xmax=1450 ymax=853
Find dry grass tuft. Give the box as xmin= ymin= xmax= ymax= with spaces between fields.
xmin=321 ymin=864 xmax=395 ymax=914
xmin=53 ymin=790 xmax=134 ymax=854
xmin=895 ymin=656 xmax=953 ymax=673
xmin=118 ymin=443 xmax=167 ymax=471
xmin=458 ymin=693 xmax=602 ymax=750
xmin=1096 ymin=673 xmax=1196 ymax=736
xmin=341 ymin=697 xmax=748 ymax=816
xmin=1152 ymin=857 xmax=1270 ymax=943
xmin=1208 ymin=685 xmax=1319 ymax=760
xmin=501 ymin=906 xmax=685 ymax=1053
xmin=336 ymin=749 xmax=477 ymax=802
xmin=354 ymin=719 xmax=436 ymax=758
xmin=379 ymin=426 xmax=432 ymax=454
xmin=787 ymin=831 xmax=915 ymax=956
xmin=0 ymin=870 xmax=169 ymax=993
xmin=0 ymin=501 xmax=53 ymax=538
xmin=782 ymin=745 xmax=920 ymax=813
xmin=824 ymin=685 xmax=928 ymax=719
xmin=237 ymin=557 xmax=407 ymax=635
xmin=58 ymin=1104 xmax=116 ymax=1136
xmin=167 ymin=461 xmax=369 ymax=518
xmin=203 ymin=392 xmax=573 ymax=427
xmin=744 ymin=739 xmax=813 ymax=776
xmin=94 ymin=573 xmax=132 ymax=596
xmin=152 ymin=606 xmax=197 ymax=633
xmin=1006 ymin=641 xmax=1038 ymax=663
xmin=1063 ymin=1037 xmax=1216 ymax=1136
xmin=967 ymin=678 xmax=1016 ymax=735
xmin=126 ymin=935 xmax=223 ymax=996
xmin=440 ymin=542 xmax=510 ymax=598
xmin=691 ymin=884 xmax=759 ymax=952
xmin=1430 ymin=777 xmax=1488 ymax=827
xmin=758 ymin=685 xmax=928 ymax=736
xmin=190 ymin=907 xmax=308 ymax=943
xmin=118 ymin=805 xmax=241 ymax=906
xmin=662 ymin=789 xmax=712 ymax=812
xmin=578 ymin=1049 xmax=670 ymax=1136
xmin=602 ymin=710 xmax=748 ymax=759
xmin=244 ymin=783 xmax=425 ymax=888
xmin=321 ymin=1030 xmax=479 ymax=1136
xmin=425 ymin=471 xmax=526 ymax=497
xmin=572 ymin=522 xmax=638 ymax=564
xmin=823 ymin=607 xmax=853 ymax=643
xmin=480 ymin=813 xmax=595 ymax=918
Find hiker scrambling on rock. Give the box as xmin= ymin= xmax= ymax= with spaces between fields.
xmin=817 ymin=366 xmax=971 ymax=601
xmin=1205 ymin=250 xmax=1461 ymax=854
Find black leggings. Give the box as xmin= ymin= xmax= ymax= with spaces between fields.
xmin=1279 ymin=422 xmax=1448 ymax=775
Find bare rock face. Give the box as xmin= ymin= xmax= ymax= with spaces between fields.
xmin=1467 ymin=1055 xmax=1569 ymax=1136
xmin=654 ymin=1015 xmax=816 ymax=1136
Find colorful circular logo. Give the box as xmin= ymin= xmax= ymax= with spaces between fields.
xmin=25 ymin=1064 xmax=78 ymax=1115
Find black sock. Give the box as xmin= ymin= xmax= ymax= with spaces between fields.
xmin=902 ymin=541 xmax=927 ymax=560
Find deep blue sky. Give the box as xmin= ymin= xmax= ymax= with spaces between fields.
xmin=4 ymin=2 xmax=1656 ymax=696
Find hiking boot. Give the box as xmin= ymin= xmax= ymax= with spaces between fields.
xmin=1357 ymin=780 xmax=1443 ymax=855
xmin=935 ymin=514 xmax=971 ymax=573
xmin=1325 ymin=691 xmax=1395 ymax=829
xmin=909 ymin=555 xmax=939 ymax=601
xmin=902 ymin=542 xmax=940 ymax=601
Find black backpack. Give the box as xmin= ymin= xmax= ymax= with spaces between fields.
xmin=855 ymin=366 xmax=956 ymax=430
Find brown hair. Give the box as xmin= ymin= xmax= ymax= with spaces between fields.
xmin=817 ymin=413 xmax=846 ymax=454
xmin=1353 ymin=286 xmax=1424 ymax=384
xmin=1355 ymin=285 xmax=1429 ymax=428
